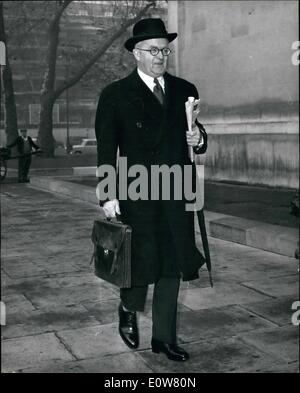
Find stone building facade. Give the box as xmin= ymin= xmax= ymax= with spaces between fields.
xmin=168 ymin=1 xmax=298 ymax=188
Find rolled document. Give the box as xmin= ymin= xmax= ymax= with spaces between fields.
xmin=185 ymin=96 xmax=200 ymax=163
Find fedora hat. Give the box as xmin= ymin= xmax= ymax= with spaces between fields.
xmin=124 ymin=18 xmax=177 ymax=52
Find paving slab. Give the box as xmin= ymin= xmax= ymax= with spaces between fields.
xmin=15 ymin=352 xmax=154 ymax=373
xmin=2 ymin=217 xmax=31 ymax=225
xmin=56 ymin=318 xmax=152 ymax=360
xmin=1 ymin=247 xmax=55 ymax=260
xmin=1 ymin=251 xmax=39 ymax=259
xmin=177 ymin=305 xmax=276 ymax=343
xmin=239 ymin=326 xmax=299 ymax=363
xmin=1 ymin=270 xmax=13 ymax=288
xmin=179 ymin=283 xmax=272 ymax=311
xmin=82 ymin=299 xmax=121 ymax=325
xmin=1 ymin=293 xmax=36 ymax=315
xmin=192 ymin=255 xmax=298 ymax=289
xmin=254 ymin=362 xmax=299 ymax=373
xmin=138 ymin=337 xmax=284 ymax=373
xmin=239 ymin=296 xmax=298 ymax=327
xmin=41 ymin=257 xmax=85 ymax=275
xmin=30 ymin=176 xmax=98 ymax=204
xmin=4 ymin=276 xmax=64 ymax=298
xmin=241 ymin=275 xmax=299 ymax=298
xmin=193 ymin=238 xmax=298 ymax=286
xmin=2 ymin=305 xmax=100 ymax=340
xmin=22 ymin=282 xmax=119 ymax=309
xmin=1 ymin=258 xmax=77 ymax=279
xmin=53 ymin=272 xmax=102 ymax=288
xmin=1 ymin=333 xmax=74 ymax=373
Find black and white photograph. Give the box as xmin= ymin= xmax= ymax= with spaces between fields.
xmin=0 ymin=0 xmax=299 ymax=376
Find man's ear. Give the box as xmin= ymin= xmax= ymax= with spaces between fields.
xmin=132 ymin=49 xmax=140 ymax=62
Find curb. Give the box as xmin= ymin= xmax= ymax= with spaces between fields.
xmin=30 ymin=175 xmax=299 ymax=258
xmin=8 ymin=166 xmax=96 ymax=176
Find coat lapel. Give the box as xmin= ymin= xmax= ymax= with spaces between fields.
xmin=152 ymin=72 xmax=178 ymax=147
xmin=125 ymin=70 xmax=179 ymax=148
xmin=127 ymin=69 xmax=164 ymax=123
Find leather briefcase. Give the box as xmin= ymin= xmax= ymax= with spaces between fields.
xmin=91 ymin=218 xmax=132 ymax=288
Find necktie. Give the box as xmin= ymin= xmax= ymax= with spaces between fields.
xmin=153 ymin=78 xmax=164 ymax=106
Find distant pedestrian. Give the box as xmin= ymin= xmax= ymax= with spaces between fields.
xmin=7 ymin=129 xmax=40 ymax=183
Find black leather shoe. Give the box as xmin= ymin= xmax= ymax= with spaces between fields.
xmin=151 ymin=338 xmax=190 ymax=361
xmin=118 ymin=303 xmax=139 ymax=349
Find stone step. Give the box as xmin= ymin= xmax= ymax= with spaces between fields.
xmin=30 ymin=175 xmax=299 ymax=258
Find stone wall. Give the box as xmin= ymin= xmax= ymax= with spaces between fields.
xmin=168 ymin=1 xmax=299 ymax=188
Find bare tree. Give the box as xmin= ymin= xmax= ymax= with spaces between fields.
xmin=1 ymin=0 xmax=57 ymax=145
xmin=38 ymin=0 xmax=156 ymax=157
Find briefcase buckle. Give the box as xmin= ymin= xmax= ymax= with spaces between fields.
xmin=104 ymin=249 xmax=110 ymax=257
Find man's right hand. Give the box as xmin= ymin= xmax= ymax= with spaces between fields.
xmin=102 ymin=199 xmax=121 ymax=218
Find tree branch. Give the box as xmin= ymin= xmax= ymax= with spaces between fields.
xmin=53 ymin=0 xmax=72 ymax=25
xmin=41 ymin=0 xmax=72 ymax=96
xmin=53 ymin=1 xmax=155 ymax=100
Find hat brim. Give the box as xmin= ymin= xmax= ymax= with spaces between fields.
xmin=124 ymin=33 xmax=177 ymax=52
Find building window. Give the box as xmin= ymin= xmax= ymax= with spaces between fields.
xmin=29 ymin=104 xmax=59 ymax=124
xmin=104 ymin=11 xmax=113 ymax=17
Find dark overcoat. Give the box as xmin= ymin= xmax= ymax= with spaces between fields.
xmin=95 ymin=69 xmax=208 ymax=286
xmin=7 ymin=136 xmax=39 ymax=155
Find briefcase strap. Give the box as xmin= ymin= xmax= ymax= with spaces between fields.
xmin=89 ymin=226 xmax=127 ymax=274
xmin=110 ymin=229 xmax=127 ymax=274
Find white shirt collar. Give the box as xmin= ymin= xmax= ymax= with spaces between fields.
xmin=137 ymin=68 xmax=165 ymax=93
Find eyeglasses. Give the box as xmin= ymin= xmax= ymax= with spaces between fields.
xmin=136 ymin=46 xmax=172 ymax=57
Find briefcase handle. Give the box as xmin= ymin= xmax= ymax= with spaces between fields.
xmin=106 ymin=213 xmax=122 ymax=223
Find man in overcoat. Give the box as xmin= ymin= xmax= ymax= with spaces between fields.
xmin=95 ymin=18 xmax=207 ymax=361
xmin=7 ymin=129 xmax=40 ymax=183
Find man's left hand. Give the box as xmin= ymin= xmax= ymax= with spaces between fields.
xmin=186 ymin=125 xmax=202 ymax=147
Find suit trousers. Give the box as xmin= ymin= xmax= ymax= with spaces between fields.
xmin=120 ymin=277 xmax=180 ymax=344
xmin=18 ymin=156 xmax=31 ymax=181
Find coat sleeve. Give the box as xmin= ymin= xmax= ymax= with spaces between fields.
xmin=29 ymin=137 xmax=39 ymax=150
xmin=95 ymin=85 xmax=119 ymax=205
xmin=190 ymin=84 xmax=208 ymax=155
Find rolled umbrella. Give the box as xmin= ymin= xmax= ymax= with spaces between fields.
xmin=185 ymin=97 xmax=212 ymax=286
xmin=197 ymin=208 xmax=213 ymax=287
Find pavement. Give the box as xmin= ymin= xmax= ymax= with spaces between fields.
xmin=1 ymin=176 xmax=299 ymax=373
xmin=6 ymin=167 xmax=297 ymax=258
xmin=6 ymin=149 xmax=97 ymax=170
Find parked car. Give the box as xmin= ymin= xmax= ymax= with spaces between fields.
xmin=71 ymin=138 xmax=97 ymax=155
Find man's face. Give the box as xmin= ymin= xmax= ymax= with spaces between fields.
xmin=20 ymin=131 xmax=27 ymax=138
xmin=133 ymin=38 xmax=169 ymax=78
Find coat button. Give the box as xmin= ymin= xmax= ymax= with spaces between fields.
xmin=136 ymin=122 xmax=142 ymax=128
